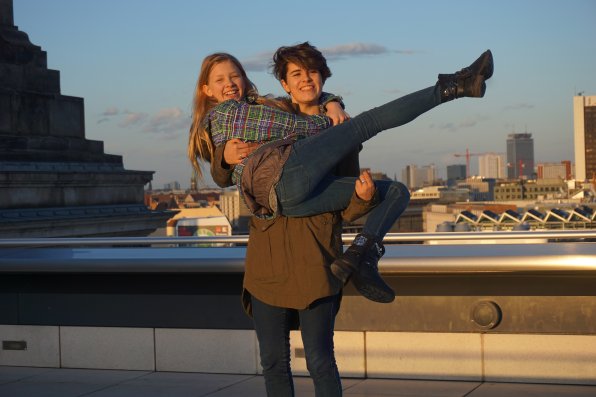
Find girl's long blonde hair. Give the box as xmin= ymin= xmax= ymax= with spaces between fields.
xmin=188 ymin=53 xmax=255 ymax=178
xmin=188 ymin=53 xmax=295 ymax=180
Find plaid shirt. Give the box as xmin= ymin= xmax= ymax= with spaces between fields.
xmin=205 ymin=99 xmax=333 ymax=187
xmin=206 ymin=99 xmax=332 ymax=146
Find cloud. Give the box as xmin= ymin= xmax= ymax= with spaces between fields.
xmin=323 ymin=43 xmax=419 ymax=60
xmin=144 ymin=107 xmax=189 ymax=135
xmin=322 ymin=43 xmax=388 ymax=60
xmin=149 ymin=107 xmax=183 ymax=127
xmin=241 ymin=42 xmax=418 ymax=72
xmin=96 ymin=107 xmax=120 ymax=123
xmin=109 ymin=106 xmax=188 ymax=139
xmin=118 ymin=112 xmax=148 ymax=127
xmin=430 ymin=115 xmax=489 ymax=132
xmin=101 ymin=106 xmax=120 ymax=116
xmin=242 ymin=51 xmax=275 ymax=72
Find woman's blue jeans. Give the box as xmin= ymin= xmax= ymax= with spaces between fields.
xmin=252 ymin=294 xmax=342 ymax=397
xmin=275 ymin=85 xmax=440 ymax=238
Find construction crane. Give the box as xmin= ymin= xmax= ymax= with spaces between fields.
xmin=453 ymin=148 xmax=480 ymax=178
xmin=453 ymin=149 xmax=504 ymax=178
xmin=507 ymin=160 xmax=526 ymax=180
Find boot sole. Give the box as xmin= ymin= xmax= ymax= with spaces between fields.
xmin=352 ymin=277 xmax=396 ymax=303
xmin=467 ymin=51 xmax=493 ymax=97
xmin=478 ymin=50 xmax=494 ymax=80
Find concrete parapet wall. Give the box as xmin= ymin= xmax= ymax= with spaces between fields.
xmin=1 ymin=325 xmax=595 ymax=385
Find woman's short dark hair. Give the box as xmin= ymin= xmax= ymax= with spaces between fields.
xmin=272 ymin=42 xmax=332 ymax=83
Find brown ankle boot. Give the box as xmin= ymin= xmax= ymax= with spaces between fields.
xmin=438 ymin=49 xmax=493 ymax=102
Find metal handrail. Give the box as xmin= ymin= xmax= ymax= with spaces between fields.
xmin=0 ymin=230 xmax=595 ymax=247
xmin=0 ymin=242 xmax=595 ymax=273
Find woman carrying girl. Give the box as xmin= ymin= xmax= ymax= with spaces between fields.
xmin=189 ymin=48 xmax=494 ymax=304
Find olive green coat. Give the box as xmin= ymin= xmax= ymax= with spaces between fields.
xmin=211 ymin=144 xmax=377 ymax=315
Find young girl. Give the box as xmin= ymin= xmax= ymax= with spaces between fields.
xmin=189 ymin=50 xmax=493 ymax=302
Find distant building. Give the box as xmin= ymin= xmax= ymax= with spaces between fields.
xmin=573 ymin=95 xmax=596 ymax=181
xmin=446 ymin=164 xmax=466 ymax=185
xmin=145 ymin=189 xmax=221 ymax=211
xmin=561 ymin=160 xmax=573 ymax=180
xmin=165 ymin=207 xmax=230 ymax=238
xmin=537 ymin=162 xmax=568 ymax=180
xmin=506 ymin=133 xmax=534 ymax=179
xmin=478 ymin=153 xmax=505 ymax=179
xmin=164 ymin=181 xmax=181 ymax=191
xmin=360 ymin=168 xmax=392 ymax=181
xmin=411 ymin=186 xmax=469 ymax=202
xmin=183 ymin=192 xmax=219 ymax=208
xmin=494 ymin=179 xmax=566 ymax=201
xmin=423 ymin=203 xmax=518 ymax=233
xmin=146 ymin=193 xmax=180 ymax=211
xmin=190 ymin=170 xmax=198 ymax=192
xmin=428 ymin=203 xmax=596 ymax=232
xmin=457 ymin=177 xmax=496 ymax=201
xmin=402 ymin=164 xmax=436 ymax=189
xmin=219 ymin=188 xmax=252 ymax=233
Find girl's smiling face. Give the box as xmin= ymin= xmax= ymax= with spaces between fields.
xmin=202 ymin=60 xmax=246 ymax=103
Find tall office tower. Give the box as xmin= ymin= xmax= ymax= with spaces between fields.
xmin=573 ymin=95 xmax=596 ymax=181
xmin=506 ymin=133 xmax=534 ymax=179
xmin=447 ymin=164 xmax=466 ymax=182
xmin=478 ymin=153 xmax=505 ymax=179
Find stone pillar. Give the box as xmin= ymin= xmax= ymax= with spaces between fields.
xmin=0 ymin=0 xmax=13 ymax=26
xmin=0 ymin=0 xmax=173 ymax=237
xmin=1 ymin=0 xmax=83 ymax=139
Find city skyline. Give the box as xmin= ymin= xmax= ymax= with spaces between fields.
xmin=13 ymin=0 xmax=596 ymax=188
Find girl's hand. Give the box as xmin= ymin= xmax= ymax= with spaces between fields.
xmin=223 ymin=139 xmax=259 ymax=165
xmin=355 ymin=170 xmax=375 ymax=201
xmin=325 ymin=101 xmax=350 ymax=125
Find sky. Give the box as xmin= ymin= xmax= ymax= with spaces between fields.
xmin=12 ymin=0 xmax=596 ymax=189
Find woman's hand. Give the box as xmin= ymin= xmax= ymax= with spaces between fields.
xmin=325 ymin=101 xmax=350 ymax=125
xmin=355 ymin=170 xmax=375 ymax=201
xmin=223 ymin=139 xmax=259 ymax=165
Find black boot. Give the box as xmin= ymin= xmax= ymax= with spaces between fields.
xmin=330 ymin=233 xmax=395 ymax=303
xmin=438 ymin=49 xmax=494 ymax=103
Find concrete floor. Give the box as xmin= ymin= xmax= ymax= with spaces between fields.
xmin=1 ymin=366 xmax=596 ymax=397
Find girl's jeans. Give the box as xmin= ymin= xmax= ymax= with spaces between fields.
xmin=252 ymin=294 xmax=342 ymax=397
xmin=276 ymin=85 xmax=440 ymax=238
